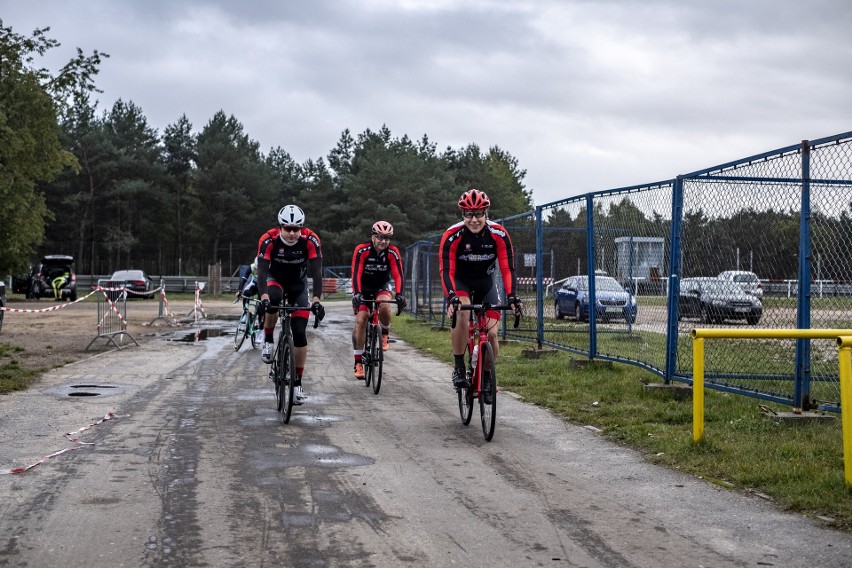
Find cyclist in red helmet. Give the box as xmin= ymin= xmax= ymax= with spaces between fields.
xmin=439 ymin=189 xmax=523 ymax=389
xmin=350 ymin=221 xmax=407 ymax=379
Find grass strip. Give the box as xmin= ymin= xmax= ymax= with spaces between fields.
xmin=392 ymin=314 xmax=852 ymax=532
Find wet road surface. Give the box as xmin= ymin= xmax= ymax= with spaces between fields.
xmin=1 ymin=301 xmax=851 ymax=567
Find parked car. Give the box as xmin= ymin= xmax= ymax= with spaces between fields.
xmin=554 ymin=274 xmax=637 ymax=323
xmin=108 ymin=269 xmax=154 ymax=299
xmin=718 ymin=270 xmax=763 ymax=298
xmin=678 ymin=277 xmax=762 ymax=325
xmin=11 ymin=271 xmax=31 ymax=295
xmin=18 ymin=255 xmax=77 ymax=301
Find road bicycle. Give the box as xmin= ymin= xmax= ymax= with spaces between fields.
xmin=233 ymin=295 xmax=264 ymax=351
xmin=267 ymin=304 xmax=320 ymax=423
xmin=358 ymin=298 xmax=402 ymax=395
xmin=452 ymin=301 xmax=521 ymax=441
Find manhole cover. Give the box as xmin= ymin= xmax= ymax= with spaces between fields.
xmin=69 ymin=384 xmax=119 ymax=397
xmin=47 ymin=384 xmax=124 ymax=398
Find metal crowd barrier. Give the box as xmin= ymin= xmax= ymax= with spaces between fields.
xmin=85 ymin=283 xmax=139 ymax=350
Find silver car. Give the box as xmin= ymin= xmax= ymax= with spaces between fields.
xmin=718 ymin=270 xmax=763 ymax=298
xmin=109 ymin=269 xmax=155 ymax=299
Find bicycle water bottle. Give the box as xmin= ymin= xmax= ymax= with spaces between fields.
xmin=471 ymin=344 xmax=479 ymax=371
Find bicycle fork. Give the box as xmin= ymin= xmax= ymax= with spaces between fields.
xmin=469 ymin=331 xmax=488 ymax=397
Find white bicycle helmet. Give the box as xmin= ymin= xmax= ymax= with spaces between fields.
xmin=277 ymin=205 xmax=305 ymax=227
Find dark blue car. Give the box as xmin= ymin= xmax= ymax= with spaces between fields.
xmin=554 ymin=275 xmax=637 ymax=323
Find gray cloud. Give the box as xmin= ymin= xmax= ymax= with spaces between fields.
xmin=3 ymin=0 xmax=850 ymax=204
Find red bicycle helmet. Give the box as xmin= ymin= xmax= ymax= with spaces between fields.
xmin=458 ymin=189 xmax=490 ymax=210
xmin=372 ymin=221 xmax=394 ymax=236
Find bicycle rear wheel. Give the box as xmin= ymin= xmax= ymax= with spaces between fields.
xmin=457 ymin=343 xmax=474 ymax=425
xmin=280 ymin=335 xmax=296 ymax=423
xmin=234 ymin=311 xmax=249 ymax=351
xmin=479 ymin=341 xmax=497 ymax=441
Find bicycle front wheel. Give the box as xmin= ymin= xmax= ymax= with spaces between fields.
xmin=249 ymin=313 xmax=261 ymax=349
xmin=458 ymin=343 xmax=474 ymax=425
xmin=364 ymin=324 xmax=376 ymax=388
xmin=234 ymin=311 xmax=249 ymax=351
xmin=280 ymin=335 xmax=296 ymax=423
xmin=479 ymin=341 xmax=497 ymax=441
xmin=372 ymin=328 xmax=384 ymax=395
xmin=273 ymin=339 xmax=284 ymax=411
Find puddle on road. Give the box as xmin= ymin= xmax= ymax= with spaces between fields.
xmin=250 ymin=443 xmax=374 ymax=470
xmin=160 ymin=326 xmax=229 ymax=343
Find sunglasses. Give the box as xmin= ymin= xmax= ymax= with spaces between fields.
xmin=281 ymin=226 xmax=301 ymax=233
xmin=373 ymin=235 xmax=391 ymax=242
xmin=463 ymin=211 xmax=487 ymax=219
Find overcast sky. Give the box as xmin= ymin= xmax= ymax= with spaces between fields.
xmin=4 ymin=0 xmax=851 ymax=205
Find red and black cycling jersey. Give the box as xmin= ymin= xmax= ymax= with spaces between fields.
xmin=439 ymin=220 xmax=516 ymax=298
xmin=257 ymin=227 xmax=280 ymax=256
xmin=351 ymin=242 xmax=404 ymax=295
xmin=257 ymin=227 xmax=323 ymax=299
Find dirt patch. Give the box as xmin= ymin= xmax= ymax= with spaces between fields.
xmin=0 ymin=295 xmax=241 ymax=380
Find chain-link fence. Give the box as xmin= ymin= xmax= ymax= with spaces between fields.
xmin=668 ymin=133 xmax=852 ymax=411
xmin=536 ymin=183 xmax=674 ymax=373
xmin=404 ymin=131 xmax=852 ymax=412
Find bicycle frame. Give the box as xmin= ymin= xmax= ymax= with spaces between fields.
xmin=265 ymin=304 xmax=318 ymax=422
xmin=234 ymin=295 xmax=263 ymax=351
xmin=463 ymin=307 xmax=502 ymax=400
xmin=452 ymin=301 xmax=521 ymax=441
xmin=358 ymin=298 xmax=401 ymax=395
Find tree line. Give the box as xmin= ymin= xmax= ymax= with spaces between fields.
xmin=9 ymin=21 xmax=842 ymax=287
xmin=0 ymin=20 xmax=533 ymax=280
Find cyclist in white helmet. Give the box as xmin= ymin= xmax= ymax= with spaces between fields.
xmin=256 ymin=204 xmax=325 ymax=405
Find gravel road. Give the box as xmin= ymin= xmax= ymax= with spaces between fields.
xmin=1 ymin=300 xmax=851 ymax=567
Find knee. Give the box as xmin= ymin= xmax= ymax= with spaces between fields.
xmin=291 ymin=317 xmax=308 ymax=347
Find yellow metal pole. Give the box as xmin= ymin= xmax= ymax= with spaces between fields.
xmin=692 ymin=328 xmax=852 ymax=340
xmin=690 ymin=327 xmax=852 ymax=484
xmin=693 ymin=336 xmax=705 ymax=444
xmin=836 ymin=337 xmax=852 ymax=488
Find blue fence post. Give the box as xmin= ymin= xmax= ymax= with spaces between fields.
xmin=535 ymin=205 xmax=544 ymax=348
xmin=586 ymin=194 xmax=597 ymax=359
xmin=664 ymin=176 xmax=684 ymax=384
xmin=795 ymin=140 xmax=813 ymax=409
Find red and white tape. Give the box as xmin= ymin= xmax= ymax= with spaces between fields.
xmin=124 ymin=285 xmax=165 ymax=297
xmin=191 ymin=281 xmax=206 ymax=322
xmin=0 ymin=412 xmax=118 ymax=475
xmin=0 ymin=289 xmax=100 ymax=313
xmin=96 ymin=287 xmax=129 ymax=326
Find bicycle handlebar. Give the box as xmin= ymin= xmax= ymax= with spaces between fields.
xmin=356 ymin=298 xmax=404 ymax=316
xmin=451 ymin=302 xmax=522 ymax=329
xmin=264 ymin=303 xmax=322 ymax=328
